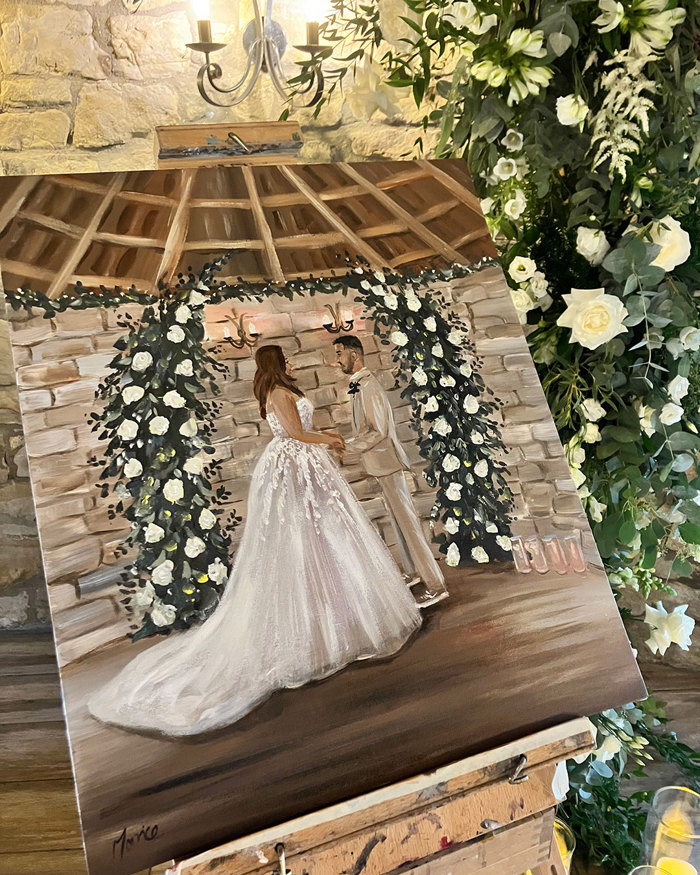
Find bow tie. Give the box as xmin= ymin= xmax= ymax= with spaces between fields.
xmin=348 ymin=381 xmax=360 ymax=396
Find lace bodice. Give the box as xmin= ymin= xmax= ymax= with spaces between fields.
xmin=267 ymin=396 xmax=314 ymax=438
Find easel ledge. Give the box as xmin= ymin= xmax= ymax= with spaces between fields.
xmin=166 ymin=717 xmax=594 ymax=875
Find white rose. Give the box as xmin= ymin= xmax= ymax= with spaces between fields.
xmin=208 ymin=558 xmax=227 ymax=584
xmin=175 ymin=359 xmax=194 ymax=376
xmin=184 ymin=456 xmax=204 ymax=475
xmin=446 ymin=543 xmax=461 ymax=567
xmin=557 ymin=287 xmax=628 ymax=350
xmin=432 ymin=343 xmax=443 ymax=358
xmin=463 ymin=395 xmax=479 ymax=414
xmin=496 ymin=534 xmax=512 ymax=552
xmin=189 ymin=290 xmax=207 ymax=306
xmin=442 ymin=454 xmax=460 ymax=472
xmin=649 ymin=216 xmax=691 ymax=272
xmin=667 ymin=338 xmax=685 ymax=359
xmin=131 ymin=581 xmax=155 ymax=610
xmin=199 ymin=508 xmax=217 ymax=530
xmin=444 ymin=517 xmax=459 ymax=534
xmin=447 ymin=329 xmax=463 ymax=347
xmin=150 ymin=599 xmax=177 ymax=627
xmin=425 ymin=396 xmax=439 ymax=413
xmin=504 ymin=189 xmax=527 ymax=221
xmin=529 ymin=271 xmax=549 ymax=297
xmin=179 ymin=418 xmax=198 ymax=437
xmin=440 ymin=375 xmax=456 ymax=388
xmin=667 ymin=375 xmax=689 ymax=405
xmin=175 ymin=305 xmax=192 ymax=324
xmin=144 ymin=523 xmax=165 ymax=543
xmin=508 ymin=256 xmax=537 ymax=282
xmin=384 ymin=294 xmax=399 ymax=310
xmin=493 ymin=157 xmax=518 ymax=180
xmin=501 ymin=128 xmax=524 ymax=151
xmin=118 ymin=419 xmax=139 ymax=440
xmin=471 ymin=431 xmax=484 ymax=445
xmin=471 ymin=546 xmax=489 ymax=563
xmin=123 ymin=457 xmax=143 ymax=478
xmin=680 ymin=327 xmax=700 ymax=351
xmin=163 ymin=390 xmax=186 ymax=409
xmin=424 ymin=316 xmax=437 ymax=332
xmin=636 ymin=401 xmax=656 ymax=436
xmin=510 ymin=286 xmax=537 ymax=325
xmin=576 ymin=227 xmax=611 ymax=266
xmin=480 ymin=197 xmax=494 ymax=216
xmin=645 ymin=602 xmax=695 ymax=656
xmin=163 ymin=478 xmax=184 ymax=503
xmin=390 ymin=330 xmax=408 ymax=347
xmin=583 ymin=423 xmax=601 ymax=443
xmin=432 ymin=416 xmax=452 ymax=436
xmin=580 ymin=398 xmax=606 ymax=422
xmin=412 ymin=366 xmax=428 ymax=386
xmin=556 ymin=94 xmax=589 ymax=127
xmin=167 ymin=325 xmax=186 ymax=343
xmin=474 ymin=459 xmax=489 ymax=477
xmin=132 ymin=351 xmax=153 ymax=372
xmin=151 ymin=560 xmax=174 ymax=586
xmin=185 ymin=536 xmax=206 ymax=558
xmin=149 ymin=416 xmax=169 ymax=435
xmin=405 ymin=293 xmax=421 ymax=312
xmin=659 ymin=402 xmax=683 ymax=425
xmin=445 ymin=483 xmax=463 ymax=501
xmin=460 ymin=362 xmax=472 ymax=378
xmin=122 ymin=385 xmax=145 ymax=405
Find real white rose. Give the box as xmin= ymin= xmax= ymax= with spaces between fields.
xmin=576 ymin=227 xmax=611 ymax=266
xmin=424 ymin=316 xmax=437 ymax=332
xmin=446 ymin=483 xmax=463 ymax=501
xmin=649 ymin=215 xmax=692 ymax=272
xmin=122 ymin=385 xmax=145 ymax=405
xmin=474 ymin=459 xmax=489 ymax=478
xmin=463 ymin=395 xmax=479 ymax=414
xmin=442 ymin=454 xmax=460 ymax=472
xmin=636 ymin=401 xmax=656 ymax=436
xmin=510 ymin=286 xmax=537 ymax=325
xmin=504 ymin=189 xmax=527 ymax=220
xmin=123 ymin=457 xmax=143 ymax=478
xmin=557 ymin=287 xmax=628 ymax=350
xmin=583 ymin=423 xmax=602 ymax=443
xmin=432 ymin=343 xmax=444 ymax=358
xmin=412 ymin=366 xmax=428 ymax=386
xmin=493 ymin=157 xmax=518 ymax=180
xmin=508 ymin=255 xmax=538 ymax=282
xmin=556 ymin=94 xmax=590 ymax=127
xmin=167 ymin=325 xmax=186 ymax=343
xmin=144 ymin=523 xmax=165 ymax=543
xmin=432 ymin=416 xmax=452 ymax=436
xmin=529 ymin=271 xmax=549 ymax=297
xmin=471 ymin=546 xmax=489 ymax=563
xmin=149 ymin=416 xmax=169 ymax=435
xmin=667 ymin=374 xmax=690 ymax=404
xmin=680 ymin=327 xmax=700 ymax=351
xmin=440 ymin=375 xmax=456 ymax=388
xmin=645 ymin=602 xmax=695 ymax=656
xmin=175 ymin=305 xmax=192 ymax=324
xmin=163 ymin=478 xmax=184 ymax=503
xmin=425 ymin=396 xmax=439 ymax=413
xmin=150 ymin=599 xmax=177 ymax=627
xmin=151 ymin=559 xmax=174 ymax=586
xmin=199 ymin=508 xmax=217 ymax=530
xmin=175 ymin=359 xmax=194 ymax=376
xmin=446 ymin=542 xmax=461 ymax=567
xmin=132 ymin=351 xmax=153 ymax=372
xmin=667 ymin=337 xmax=685 ymax=359
xmin=118 ymin=419 xmax=139 ymax=440
xmin=659 ymin=402 xmax=683 ymax=425
xmin=208 ymin=558 xmax=227 ymax=584
xmin=580 ymin=398 xmax=606 ymax=422
xmin=179 ymin=418 xmax=198 ymax=437
xmin=501 ymin=128 xmax=524 ymax=151
xmin=390 ymin=330 xmax=408 ymax=347
xmin=184 ymin=456 xmax=204 ymax=475
xmin=163 ymin=390 xmax=186 ymax=409
xmin=444 ymin=517 xmax=460 ymax=535
xmin=384 ymin=293 xmax=399 ymax=310
xmin=185 ymin=536 xmax=206 ymax=558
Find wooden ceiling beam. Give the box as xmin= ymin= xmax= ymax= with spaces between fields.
xmin=241 ymin=165 xmax=286 ymax=284
xmin=155 ymin=169 xmax=198 ymax=289
xmin=416 ymin=160 xmax=483 ymax=218
xmin=0 ymin=178 xmax=41 ymax=236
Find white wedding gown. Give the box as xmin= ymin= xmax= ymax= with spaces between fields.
xmin=89 ymin=398 xmax=422 ymax=736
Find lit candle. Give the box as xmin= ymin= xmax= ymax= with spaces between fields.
xmin=656 ymin=859 xmax=697 ymax=875
xmin=248 ymin=321 xmax=258 ymax=336
xmin=223 ymin=326 xmax=231 ymax=339
xmin=192 ymin=0 xmax=212 ymax=43
xmin=306 ymin=20 xmax=320 ymax=44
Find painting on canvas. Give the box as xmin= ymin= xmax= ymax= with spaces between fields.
xmin=0 ymin=159 xmax=645 ymax=873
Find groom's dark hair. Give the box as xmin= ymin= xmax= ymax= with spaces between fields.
xmin=333 ymin=335 xmax=364 ymax=356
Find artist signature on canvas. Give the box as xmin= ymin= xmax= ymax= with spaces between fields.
xmin=112 ymin=824 xmax=159 ymax=859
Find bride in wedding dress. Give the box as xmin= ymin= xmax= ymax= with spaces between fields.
xmin=89 ymin=344 xmax=423 ymax=736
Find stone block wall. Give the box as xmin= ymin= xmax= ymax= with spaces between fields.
xmin=5 ymin=264 xmax=588 ymax=662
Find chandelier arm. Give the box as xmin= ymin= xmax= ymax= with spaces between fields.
xmin=264 ymin=37 xmax=291 ymax=100
xmin=196 ymin=38 xmax=265 ymax=107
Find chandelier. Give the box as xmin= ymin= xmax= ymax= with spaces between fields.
xmin=187 ymin=0 xmax=329 ymax=107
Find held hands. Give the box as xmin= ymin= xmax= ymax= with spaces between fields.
xmin=324 ymin=431 xmax=346 ymax=451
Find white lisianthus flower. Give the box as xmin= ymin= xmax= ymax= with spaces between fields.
xmin=471 ymin=60 xmax=508 ymax=88
xmin=175 ymin=305 xmax=192 ymax=324
xmin=583 ymin=423 xmax=602 ymax=443
xmin=199 ymin=508 xmax=216 ymax=530
xmin=471 ymin=546 xmax=489 ymax=563
xmin=175 ymin=359 xmax=194 ymax=376
xmin=131 ymin=581 xmax=155 ymax=610
xmin=506 ymin=27 xmax=547 ymax=58
xmin=446 ymin=483 xmax=463 ymax=501
xmin=508 ymin=255 xmax=538 ymax=282
xmin=644 ymin=602 xmax=695 ymax=656
xmin=189 ymin=290 xmax=207 ymax=306
xmin=507 ymin=65 xmax=554 ymax=106
xmin=588 ymin=496 xmax=607 ymax=523
xmin=390 ymin=330 xmax=408 ymax=347
xmin=570 ymin=466 xmax=587 ymax=488
xmin=471 ymin=431 xmax=484 ymax=445
xmin=593 ymin=0 xmax=624 ymax=33
xmin=576 ymin=227 xmax=611 ymax=266
xmin=122 ymin=385 xmax=145 ymax=405
xmin=144 ymin=523 xmax=165 ymax=543
xmin=556 ymin=94 xmax=590 ymax=127
xmin=504 ymin=189 xmax=527 ymax=220
xmin=405 ymin=293 xmax=421 ymax=312
xmin=432 ymin=343 xmax=444 ymax=358
xmin=594 ymin=734 xmax=622 ymax=762
xmin=446 ymin=542 xmax=461 ymax=567
xmin=384 ymin=293 xmax=399 ymax=310
xmin=432 ymin=416 xmax=452 ymax=436
xmin=480 ymin=197 xmax=494 ymax=216
xmin=636 ymin=401 xmax=656 ymax=436
xmin=150 ymin=599 xmax=177 ymax=627
xmin=185 ymin=536 xmax=206 ymax=558
xmin=208 ymin=558 xmax=227 ymax=584
xmin=501 ymin=128 xmax=523 ymax=152
xmin=151 ymin=559 xmax=174 ymax=586
xmin=447 ymin=329 xmax=463 ymax=346
xmin=510 ymin=286 xmax=537 ymax=325
xmin=424 ymin=316 xmax=437 ymax=332
xmin=440 ymin=375 xmax=456 ymax=388
xmin=179 ymin=418 xmax=198 ymax=437
xmin=463 ymin=395 xmax=479 ymax=414
xmin=667 ymin=375 xmax=690 ymax=405
xmin=659 ymin=402 xmax=683 ymax=425
xmin=132 ymin=351 xmax=153 ymax=372
xmin=474 ymin=459 xmax=489 ymax=478
xmin=460 ymin=362 xmax=472 ymax=378
xmin=629 ymin=4 xmax=686 ymax=56
xmin=442 ymin=454 xmax=460 ymax=472
xmin=149 ymin=416 xmax=169 ymax=436
xmin=123 ymin=457 xmax=143 ymax=478
xmin=167 ymin=325 xmax=186 ymax=343
xmin=649 ymin=216 xmax=692 ymax=272
xmin=425 ymin=396 xmax=439 ymax=413
xmin=493 ymin=157 xmax=518 ymax=180
xmin=496 ymin=535 xmax=512 ymax=552
xmin=557 ymin=288 xmax=628 ymax=350
xmin=163 ymin=478 xmax=184 ymax=503
xmin=446 ymin=0 xmax=497 ymax=34
xmin=444 ymin=517 xmax=459 ymax=535
xmin=412 ymin=366 xmax=428 ymax=386
xmin=580 ymin=398 xmax=606 ymax=422
xmin=183 ymin=456 xmax=204 ymax=476
xmin=118 ymin=419 xmax=139 ymax=440
xmin=680 ymin=326 xmax=700 ymax=351
xmin=163 ymin=390 xmax=186 ymax=409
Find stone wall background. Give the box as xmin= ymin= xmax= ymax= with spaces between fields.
xmin=6 ymin=265 xmax=586 ymax=663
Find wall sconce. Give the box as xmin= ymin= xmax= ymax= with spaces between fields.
xmin=222 ymin=314 xmax=261 ymax=349
xmin=186 ymin=0 xmax=329 ymax=107
xmin=322 ymin=303 xmax=354 ymax=334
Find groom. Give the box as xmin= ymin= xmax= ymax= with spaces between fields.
xmin=333 ymin=335 xmax=448 ymax=607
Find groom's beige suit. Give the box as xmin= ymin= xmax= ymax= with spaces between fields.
xmin=345 ymin=367 xmax=445 ymax=590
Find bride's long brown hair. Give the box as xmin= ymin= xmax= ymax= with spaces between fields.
xmin=253 ymin=345 xmax=304 ymax=419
